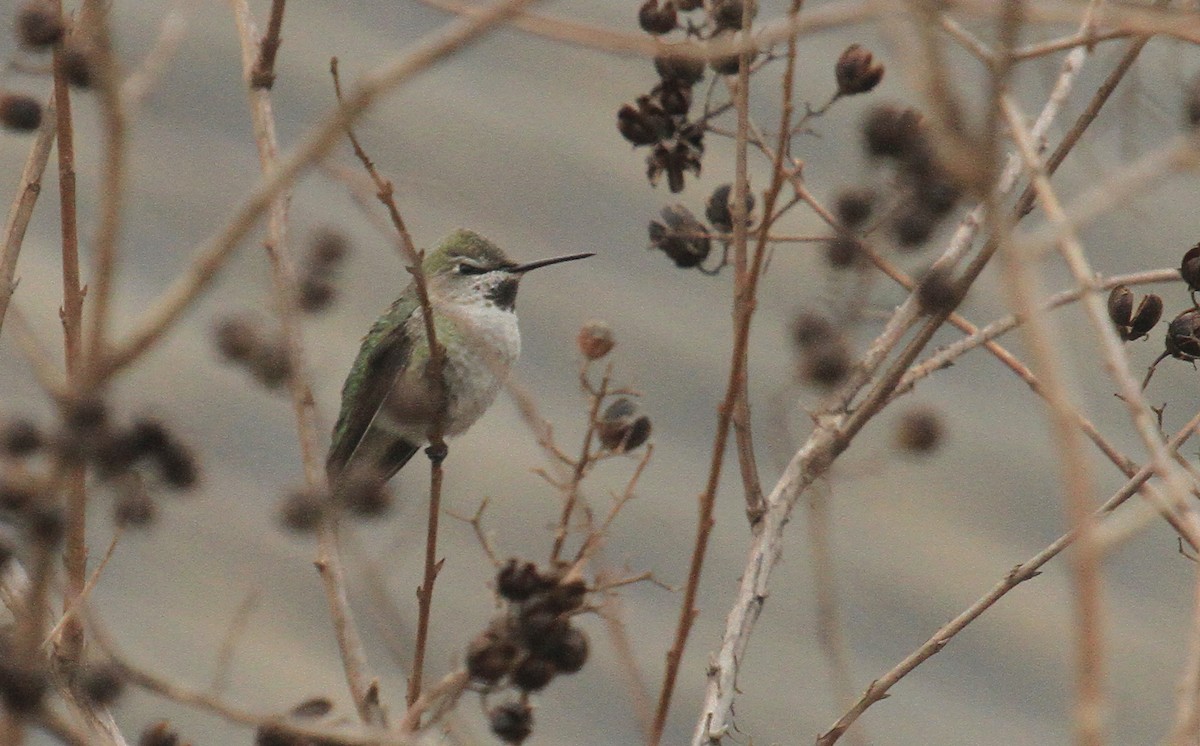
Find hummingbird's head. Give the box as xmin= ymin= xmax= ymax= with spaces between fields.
xmin=423 ymin=229 xmax=592 ymax=311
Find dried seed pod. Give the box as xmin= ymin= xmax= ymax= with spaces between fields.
xmin=60 ymin=42 xmax=93 ymax=88
xmin=617 ymin=103 xmax=661 ymax=147
xmin=113 ymin=489 xmax=157 ymax=529
xmin=912 ymin=170 xmax=961 ymax=217
xmin=791 ymin=312 xmax=836 ymax=351
xmin=545 ymin=625 xmax=589 ymax=674
xmin=0 ymin=661 xmax=47 ymax=714
xmin=466 ymin=630 xmax=519 ymax=685
xmin=278 ymin=488 xmax=325 ymax=533
xmin=155 ymin=441 xmax=198 ymax=490
xmin=896 ymin=407 xmax=944 ymax=454
xmin=649 ymin=204 xmax=711 ymax=268
xmin=654 ymin=52 xmax=705 ymax=88
xmin=835 ymin=44 xmax=885 ymax=96
xmin=834 ymin=188 xmax=875 ymax=228
xmin=862 ymin=105 xmax=923 ymax=160
xmin=512 ymin=657 xmax=557 ymax=692
xmin=0 ymin=94 xmax=42 ymax=132
xmin=645 ymin=138 xmax=703 ymax=193
xmin=1181 ymin=243 xmax=1200 ymax=296
xmin=497 ymin=559 xmax=543 ymax=602
xmin=518 ymin=597 xmax=569 ymax=643
xmin=704 ymin=183 xmax=755 ymax=233
xmin=297 ymin=276 xmax=335 ymax=313
xmin=824 ymin=234 xmax=864 ymax=269
xmin=1107 ymin=284 xmax=1134 ymax=329
xmin=250 ymin=341 xmax=292 ymax=389
xmin=891 ymin=204 xmax=937 ymax=248
xmin=138 ymin=721 xmax=181 ymax=746
xmin=577 ymin=320 xmax=615 ymax=361
xmin=597 ymin=398 xmax=652 ymax=452
xmin=0 ymin=419 xmax=42 ymax=458
xmin=638 ymin=0 xmax=678 ymax=35
xmin=709 ymin=30 xmax=758 ymax=75
xmin=1187 ymin=73 xmax=1200 ymax=128
xmin=490 ymin=701 xmax=534 ymax=745
xmin=916 ymin=266 xmax=960 ymax=314
xmin=27 ymin=505 xmax=65 ymax=547
xmin=544 ymin=577 xmax=588 ymax=614
xmin=1166 ymin=308 xmax=1200 ymax=361
xmin=654 ymin=80 xmax=692 ymax=116
xmin=16 ymin=2 xmax=64 ymax=48
xmin=214 ymin=315 xmax=260 ymax=363
xmin=79 ymin=663 xmax=125 ymax=707
xmin=309 ymin=229 xmax=349 ymax=266
xmin=799 ymin=346 xmax=851 ymax=388
xmin=1127 ymin=293 xmax=1163 ymax=341
xmin=710 ymin=0 xmax=756 ymax=31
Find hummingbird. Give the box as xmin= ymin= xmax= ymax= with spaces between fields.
xmin=326 ymin=229 xmax=592 ymax=489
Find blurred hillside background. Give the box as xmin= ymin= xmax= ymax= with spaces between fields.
xmin=4 ymin=1 xmax=1200 ymax=744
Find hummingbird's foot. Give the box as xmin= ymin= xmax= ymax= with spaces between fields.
xmin=425 ymin=441 xmax=448 ymax=466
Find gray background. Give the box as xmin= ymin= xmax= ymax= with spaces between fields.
xmin=3 ymin=1 xmax=1200 ymax=744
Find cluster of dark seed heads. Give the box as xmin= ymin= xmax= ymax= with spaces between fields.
xmin=1126 ymin=243 xmax=1200 ymax=388
xmin=648 ymin=185 xmax=754 ymax=271
xmin=622 ymin=0 xmax=761 ymax=192
xmin=296 ymin=229 xmax=350 ymax=313
xmin=467 ymin=559 xmax=591 ymax=744
xmin=213 ymin=314 xmax=293 ymax=390
xmin=0 ymin=625 xmax=125 ymax=721
xmin=1 ymin=402 xmax=197 ymax=531
xmin=1 ymin=2 xmax=97 ymax=132
xmin=617 ymin=52 xmax=705 ymax=193
xmin=826 ymin=104 xmax=963 ymax=261
xmin=790 ymin=311 xmax=852 ymax=388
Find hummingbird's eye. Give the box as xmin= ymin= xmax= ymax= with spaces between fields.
xmin=456 ymin=261 xmax=489 ymax=276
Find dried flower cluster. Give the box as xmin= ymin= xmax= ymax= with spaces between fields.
xmin=0 ymin=402 xmax=197 ymax=533
xmin=839 ymin=104 xmax=965 ymax=252
xmin=466 ymin=560 xmax=592 ymax=744
xmin=1121 ymin=243 xmax=1200 ymax=387
xmin=619 ymin=0 xmax=771 ymax=193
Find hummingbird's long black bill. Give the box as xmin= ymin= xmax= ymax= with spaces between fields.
xmin=510 ymin=252 xmax=594 ymax=273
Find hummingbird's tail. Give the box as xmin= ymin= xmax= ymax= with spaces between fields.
xmin=326 ymin=436 xmax=420 ymax=499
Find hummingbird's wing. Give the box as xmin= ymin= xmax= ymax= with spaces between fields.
xmin=326 ymin=303 xmax=421 ymax=485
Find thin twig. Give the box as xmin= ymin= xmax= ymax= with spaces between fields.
xmin=42 ymin=529 xmax=123 ymax=650
xmin=0 ymin=95 xmax=56 ymax=339
xmin=52 ymin=0 xmax=88 ymax=670
xmin=550 ymin=361 xmax=609 ymax=561
xmin=817 ymin=408 xmax=1200 ymax=745
xmin=652 ymin=4 xmax=762 ymax=742
xmin=232 ymin=1 xmax=379 ymax=724
xmin=250 ymin=0 xmax=287 ymax=89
